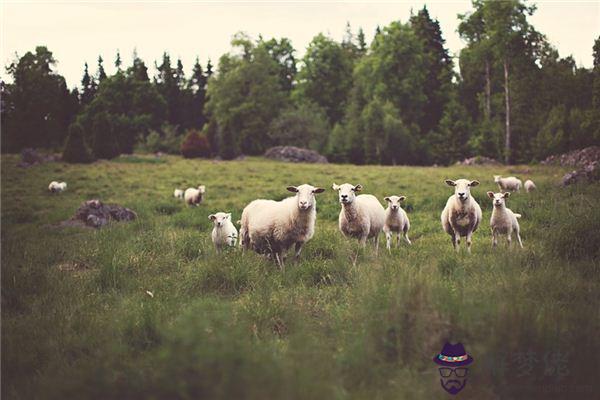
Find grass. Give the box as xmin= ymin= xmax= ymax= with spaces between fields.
xmin=1 ymin=154 xmax=599 ymax=399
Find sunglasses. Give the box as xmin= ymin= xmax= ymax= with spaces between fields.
xmin=439 ymin=367 xmax=468 ymax=378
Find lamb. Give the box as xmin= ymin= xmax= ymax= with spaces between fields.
xmin=209 ymin=212 xmax=238 ymax=252
xmin=48 ymin=181 xmax=67 ymax=193
xmin=441 ymin=179 xmax=482 ymax=253
xmin=494 ymin=175 xmax=522 ymax=192
xmin=524 ymin=179 xmax=537 ymax=192
xmin=332 ymin=183 xmax=385 ymax=252
xmin=487 ymin=191 xmax=523 ymax=248
xmin=184 ymin=185 xmax=206 ymax=206
xmin=173 ymin=189 xmax=184 ymax=199
xmin=239 ymin=184 xmax=325 ymax=267
xmin=383 ymin=195 xmax=411 ymax=251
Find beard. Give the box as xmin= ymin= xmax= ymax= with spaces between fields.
xmin=441 ymin=378 xmax=467 ymax=395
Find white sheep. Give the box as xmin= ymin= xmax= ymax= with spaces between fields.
xmin=441 ymin=179 xmax=482 ymax=253
xmin=487 ymin=191 xmax=523 ymax=248
xmin=239 ymin=184 xmax=325 ymax=267
xmin=209 ymin=212 xmax=238 ymax=252
xmin=48 ymin=181 xmax=67 ymax=193
xmin=494 ymin=175 xmax=522 ymax=192
xmin=173 ymin=189 xmax=184 ymax=199
xmin=383 ymin=195 xmax=411 ymax=251
xmin=524 ymin=179 xmax=536 ymax=192
xmin=184 ymin=185 xmax=206 ymax=206
xmin=332 ymin=183 xmax=385 ymax=253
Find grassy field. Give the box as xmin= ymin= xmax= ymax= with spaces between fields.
xmin=2 ymin=154 xmax=599 ymax=399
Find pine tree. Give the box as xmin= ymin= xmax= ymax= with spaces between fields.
xmin=80 ymin=62 xmax=97 ymax=105
xmin=129 ymin=49 xmax=149 ymax=81
xmin=97 ymin=56 xmax=107 ymax=82
xmin=188 ymin=57 xmax=207 ymax=129
xmin=115 ymin=50 xmax=122 ymax=72
xmin=63 ymin=122 xmax=93 ymax=163
xmin=357 ymin=27 xmax=367 ymax=55
xmin=206 ymin=59 xmax=214 ymax=78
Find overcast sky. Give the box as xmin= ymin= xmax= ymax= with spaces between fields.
xmin=2 ymin=1 xmax=599 ymax=89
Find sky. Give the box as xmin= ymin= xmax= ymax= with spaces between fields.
xmin=1 ymin=0 xmax=599 ymax=89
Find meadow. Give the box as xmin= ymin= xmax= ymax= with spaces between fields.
xmin=1 ymin=154 xmax=599 ymax=399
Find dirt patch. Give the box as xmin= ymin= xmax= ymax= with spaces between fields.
xmin=264 ymin=146 xmax=328 ymax=163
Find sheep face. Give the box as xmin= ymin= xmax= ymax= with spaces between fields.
xmin=198 ymin=185 xmax=206 ymax=193
xmin=384 ymin=195 xmax=406 ymax=211
xmin=332 ymin=183 xmax=362 ymax=205
xmin=487 ymin=191 xmax=510 ymax=208
xmin=494 ymin=175 xmax=501 ymax=183
xmin=445 ymin=179 xmax=479 ymax=202
xmin=209 ymin=212 xmax=231 ymax=228
xmin=287 ymin=184 xmax=325 ymax=211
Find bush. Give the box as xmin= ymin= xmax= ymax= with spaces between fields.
xmin=62 ymin=123 xmax=94 ymax=163
xmin=180 ymin=130 xmax=211 ymax=158
xmin=135 ymin=124 xmax=183 ymax=154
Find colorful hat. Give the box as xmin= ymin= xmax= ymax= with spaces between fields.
xmin=433 ymin=342 xmax=474 ymax=367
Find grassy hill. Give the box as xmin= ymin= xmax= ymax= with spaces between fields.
xmin=2 ymin=154 xmax=599 ymax=399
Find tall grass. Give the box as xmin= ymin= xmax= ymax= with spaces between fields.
xmin=1 ymin=154 xmax=598 ymax=399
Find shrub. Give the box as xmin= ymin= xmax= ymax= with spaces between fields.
xmin=180 ymin=130 xmax=211 ymax=158
xmin=62 ymin=123 xmax=94 ymax=163
xmin=135 ymin=124 xmax=183 ymax=154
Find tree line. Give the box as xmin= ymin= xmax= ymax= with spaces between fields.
xmin=2 ymin=1 xmax=599 ymax=164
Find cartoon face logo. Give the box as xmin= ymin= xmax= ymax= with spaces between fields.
xmin=433 ymin=342 xmax=474 ymax=395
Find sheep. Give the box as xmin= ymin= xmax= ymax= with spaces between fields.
xmin=48 ymin=181 xmax=67 ymax=193
xmin=494 ymin=175 xmax=522 ymax=192
xmin=184 ymin=185 xmax=206 ymax=206
xmin=524 ymin=179 xmax=537 ymax=192
xmin=239 ymin=184 xmax=325 ymax=268
xmin=332 ymin=183 xmax=385 ymax=253
xmin=173 ymin=189 xmax=184 ymax=199
xmin=383 ymin=195 xmax=411 ymax=251
xmin=441 ymin=179 xmax=482 ymax=253
xmin=487 ymin=191 xmax=523 ymax=248
xmin=209 ymin=212 xmax=238 ymax=252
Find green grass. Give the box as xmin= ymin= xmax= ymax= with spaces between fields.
xmin=1 ymin=154 xmax=599 ymax=399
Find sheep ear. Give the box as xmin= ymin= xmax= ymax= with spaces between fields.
xmin=208 ymin=214 xmax=215 ymax=220
xmin=353 ymin=184 xmax=363 ymax=192
xmin=332 ymin=183 xmax=339 ymax=191
xmin=399 ymin=196 xmax=406 ymax=201
xmin=469 ymin=180 xmax=480 ymax=187
xmin=313 ymin=187 xmax=325 ymax=194
xmin=286 ymin=186 xmax=298 ymax=193
xmin=487 ymin=191 xmax=495 ymax=198
xmin=226 ymin=213 xmax=232 ymax=219
xmin=503 ymin=192 xmax=511 ymax=198
xmin=384 ymin=197 xmax=391 ymax=202
xmin=445 ymin=180 xmax=456 ymax=186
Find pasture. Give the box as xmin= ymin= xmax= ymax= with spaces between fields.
xmin=1 ymin=154 xmax=599 ymax=399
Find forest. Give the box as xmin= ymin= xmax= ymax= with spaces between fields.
xmin=2 ymin=0 xmax=599 ymax=165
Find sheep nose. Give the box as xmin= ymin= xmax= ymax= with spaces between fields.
xmin=341 ymin=194 xmax=348 ymax=199
xmin=300 ymin=201 xmax=307 ymax=207
xmin=458 ymin=192 xmax=465 ymax=197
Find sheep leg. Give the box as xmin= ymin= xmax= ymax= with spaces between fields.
xmin=294 ymin=242 xmax=303 ymax=261
xmin=396 ymin=233 xmax=401 ymax=248
xmin=386 ymin=232 xmax=392 ymax=252
xmin=516 ymin=231 xmax=524 ymax=249
xmin=275 ymin=252 xmax=284 ymax=270
xmin=507 ymin=231 xmax=512 ymax=248
xmin=403 ymin=229 xmax=412 ymax=245
xmin=374 ymin=235 xmax=379 ymax=256
xmin=450 ymin=232 xmax=458 ymax=251
xmin=466 ymin=232 xmax=473 ymax=254
xmin=491 ymin=229 xmax=498 ymax=248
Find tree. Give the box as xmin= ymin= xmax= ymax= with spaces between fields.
xmin=429 ymin=93 xmax=473 ymax=164
xmin=97 ymin=56 xmax=107 ymax=82
xmin=155 ymin=52 xmax=184 ymax=127
xmin=259 ymin=37 xmax=297 ymax=92
xmin=187 ymin=57 xmax=208 ymax=129
xmin=206 ymin=35 xmax=288 ymax=158
xmin=80 ymin=62 xmax=97 ymax=105
xmin=410 ymin=6 xmax=454 ymax=135
xmin=357 ymin=27 xmax=367 ymax=56
xmin=115 ymin=50 xmax=122 ymax=71
xmin=268 ymin=102 xmax=330 ymax=151
xmin=62 ymin=122 xmax=93 ymax=163
xmin=1 ymin=46 xmax=75 ymax=152
xmin=129 ymin=49 xmax=149 ymax=82
xmin=293 ymin=33 xmax=354 ymax=125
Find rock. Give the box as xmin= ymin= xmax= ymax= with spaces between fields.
xmin=542 ymin=146 xmax=600 ymax=167
xmin=264 ymin=146 xmax=328 ymax=164
xmin=455 ymin=156 xmax=501 ymax=166
xmin=62 ymin=199 xmax=137 ymax=228
xmin=562 ymin=161 xmax=599 ymax=186
xmin=18 ymin=148 xmax=60 ymax=168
